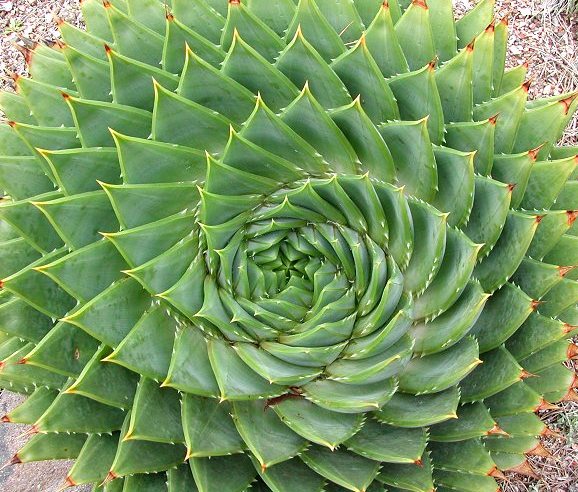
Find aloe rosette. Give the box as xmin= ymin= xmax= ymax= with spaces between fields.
xmin=0 ymin=0 xmax=577 ymax=490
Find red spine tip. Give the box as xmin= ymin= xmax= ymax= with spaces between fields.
xmin=522 ymin=61 xmax=529 ymax=69
xmin=381 ymin=0 xmax=390 ymax=8
xmin=61 ymin=92 xmax=70 ymax=100
xmin=534 ymin=215 xmax=544 ymax=224
xmin=166 ymin=12 xmax=174 ymax=21
xmin=528 ymin=143 xmax=545 ymax=161
xmin=413 ymin=0 xmax=428 ymax=8
xmin=566 ymin=210 xmax=578 ymax=226
xmin=531 ymin=299 xmax=542 ymax=310
xmin=6 ymin=121 xmax=16 ymax=128
xmin=10 ymin=455 xmax=21 ymax=465
xmin=507 ymin=183 xmax=517 ymax=193
xmin=559 ymin=265 xmax=576 ymax=277
xmin=488 ymin=114 xmax=499 ymax=125
xmin=560 ymin=94 xmax=578 ymax=115
xmin=466 ymin=39 xmax=475 ymax=52
xmin=64 ymin=477 xmax=77 ymax=487
xmin=414 ymin=459 xmax=423 ymax=467
xmin=485 ymin=21 xmax=495 ymax=33
xmin=487 ymin=466 xmax=506 ymax=479
xmin=1 ymin=416 xmax=10 ymax=423
xmin=16 ymin=358 xmax=27 ymax=365
xmin=563 ymin=323 xmax=577 ymax=334
xmin=229 ymin=0 xmax=241 ymax=4
xmin=569 ymin=344 xmax=578 ymax=360
xmin=522 ymin=80 xmax=532 ymax=92
xmin=103 ymin=1 xmax=111 ymax=7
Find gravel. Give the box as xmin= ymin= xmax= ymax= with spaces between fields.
xmin=0 ymin=0 xmax=577 ymax=491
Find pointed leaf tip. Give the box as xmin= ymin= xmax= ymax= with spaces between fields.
xmin=567 ymin=343 xmax=578 ymax=360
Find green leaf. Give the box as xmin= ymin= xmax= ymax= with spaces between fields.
xmin=163 ymin=325 xmax=219 ymax=397
xmin=301 ymin=445 xmax=379 ymax=492
xmin=190 ymin=454 xmax=256 ymax=492
xmin=445 ymin=119 xmax=495 ymax=175
xmin=171 ymin=0 xmax=225 ymax=43
xmin=39 ymin=147 xmax=121 ymax=195
xmin=182 ymin=394 xmax=244 ymax=458
xmin=5 ymin=386 xmax=57 ymax=424
xmin=66 ymin=345 xmax=137 ymax=409
xmin=234 ymin=343 xmax=321 ymax=385
xmin=62 ymin=44 xmax=112 ymax=102
xmin=222 ymin=32 xmax=299 ymax=112
xmin=126 ymin=377 xmax=184 ymax=443
xmin=276 ymin=29 xmax=351 ymax=110
xmin=63 ymin=278 xmax=150 ymax=347
xmin=473 ymin=211 xmax=538 ymax=293
xmin=462 ymin=176 xmax=511 ymax=257
xmin=68 ymin=433 xmax=119 ymax=485
xmin=33 ymin=191 xmax=118 ymax=249
xmin=66 ymin=95 xmax=152 ymax=147
xmin=345 ymin=419 xmax=427 ymax=463
xmin=106 ymin=304 xmax=179 ymax=380
xmin=162 ymin=15 xmax=225 ymax=73
xmin=25 ymin=321 xmax=99 ymax=377
xmin=412 ymin=229 xmax=480 ymax=320
xmin=460 ymin=346 xmax=523 ymax=402
xmin=302 ymin=378 xmax=396 ymax=413
xmin=105 ymin=1 xmax=164 ymax=66
xmin=403 ymin=200 xmax=446 ymax=294
xmin=232 ymin=399 xmax=306 ymax=469
xmin=36 ymin=392 xmax=126 ymax=433
xmin=331 ymin=38 xmax=398 ymax=124
xmin=410 ymin=281 xmax=488 ymax=355
xmin=374 ymin=386 xmax=460 ymax=427
xmin=484 ymin=381 xmax=541 ymax=417
xmin=221 ymin=0 xmax=285 ymax=62
xmin=104 ymin=211 xmax=194 ymax=266
xmin=491 ymin=149 xmax=536 ymax=208
xmin=208 ymin=338 xmax=285 ymax=400
xmin=506 ymin=312 xmax=570 ymax=361
xmin=17 ymin=432 xmax=87 ymax=462
xmin=168 ymin=463 xmax=198 ymax=492
xmin=377 ymin=456 xmax=434 ymax=492
xmin=429 ymin=439 xmax=495 ymax=475
xmin=152 ymin=83 xmax=231 ymax=151
xmin=103 ymin=182 xmax=199 ymax=229
xmin=395 ymin=1 xmax=436 ymax=70
xmin=284 ymin=0 xmax=346 ymax=62
xmin=280 ymin=87 xmax=359 ymax=174
xmin=108 ymin=46 xmax=179 ymax=111
xmin=473 ymin=84 xmax=527 ymax=154
xmin=110 ymin=414 xmax=186 ymax=476
xmin=177 ymin=48 xmax=256 ymax=126
xmin=429 ymin=402 xmax=495 ymax=442
xmin=255 ymin=455 xmax=325 ymax=492
xmin=398 ymin=336 xmax=480 ymax=394
xmin=365 ymin=2 xmax=409 ymax=77
xmin=435 ymin=44 xmax=474 ymax=123
xmin=468 ymin=283 xmax=533 ymax=353
xmin=379 ymin=120 xmax=437 ymax=201
xmin=330 ymin=98 xmax=395 ymax=183
xmin=273 ymin=396 xmax=362 ymax=448
xmin=521 ymin=156 xmax=577 ymax=210
xmin=455 ymin=0 xmax=495 ymax=47
xmin=387 ymin=65 xmax=444 ymax=145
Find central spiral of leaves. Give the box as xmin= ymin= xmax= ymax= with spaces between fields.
xmin=195 ymin=176 xmax=410 ymax=402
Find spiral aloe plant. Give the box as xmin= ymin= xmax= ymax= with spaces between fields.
xmin=0 ymin=0 xmax=577 ymax=490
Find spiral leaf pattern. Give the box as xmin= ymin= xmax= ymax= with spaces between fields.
xmin=0 ymin=0 xmax=577 ymax=490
